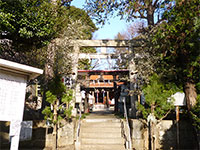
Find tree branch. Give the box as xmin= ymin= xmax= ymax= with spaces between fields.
xmin=139 ymin=118 xmax=148 ymax=126
xmin=153 ymin=0 xmax=159 ymax=8
xmin=157 ymin=109 xmax=172 ymax=123
xmin=138 ymin=9 xmax=147 ymax=19
xmin=155 ymin=18 xmax=165 ymax=25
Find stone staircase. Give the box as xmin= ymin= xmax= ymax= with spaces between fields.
xmin=80 ymin=108 xmax=125 ymax=150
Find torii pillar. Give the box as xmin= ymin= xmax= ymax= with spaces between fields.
xmin=129 ymin=44 xmax=137 ymax=118
xmin=71 ymin=44 xmax=80 ymax=115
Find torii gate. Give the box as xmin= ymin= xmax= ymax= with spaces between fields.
xmin=70 ymin=39 xmax=140 ymax=118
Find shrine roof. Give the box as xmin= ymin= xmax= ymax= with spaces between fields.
xmin=78 ymin=69 xmax=129 ymax=73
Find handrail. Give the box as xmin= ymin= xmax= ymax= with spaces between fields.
xmin=76 ymin=107 xmax=82 ymax=143
xmin=123 ymin=97 xmax=132 ymax=150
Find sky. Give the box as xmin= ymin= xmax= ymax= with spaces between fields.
xmin=71 ymin=0 xmax=131 ymax=70
xmin=71 ymin=0 xmax=129 ymax=40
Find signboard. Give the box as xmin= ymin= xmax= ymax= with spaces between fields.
xmin=171 ymin=92 xmax=186 ymax=106
xmin=63 ymin=76 xmax=73 ymax=87
xmin=0 ymin=71 xmax=27 ymax=121
xmin=0 ymin=58 xmax=43 ymax=150
xmin=20 ymin=121 xmax=33 ymax=141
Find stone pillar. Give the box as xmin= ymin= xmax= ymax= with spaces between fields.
xmin=114 ymin=82 xmax=119 ymax=112
xmin=71 ymin=44 xmax=80 ymax=115
xmin=72 ymin=44 xmax=80 ymax=87
xmin=129 ymin=45 xmax=137 ymax=118
xmin=84 ymin=90 xmax=89 ymax=113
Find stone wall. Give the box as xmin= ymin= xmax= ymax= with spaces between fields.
xmin=0 ymin=120 xmax=75 ymax=150
xmin=57 ymin=120 xmax=75 ymax=148
xmin=129 ymin=119 xmax=148 ymax=150
xmin=129 ymin=119 xmax=198 ymax=150
xmin=1 ymin=119 xmax=198 ymax=150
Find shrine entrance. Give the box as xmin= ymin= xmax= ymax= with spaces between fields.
xmin=69 ymin=40 xmax=140 ymax=117
xmin=68 ymin=40 xmax=141 ymax=150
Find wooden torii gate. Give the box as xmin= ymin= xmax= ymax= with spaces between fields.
xmin=70 ymin=39 xmax=140 ymax=118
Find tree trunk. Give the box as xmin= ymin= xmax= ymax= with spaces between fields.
xmin=41 ymin=41 xmax=56 ymax=109
xmin=52 ymin=99 xmax=58 ymax=150
xmin=52 ymin=123 xmax=57 ymax=150
xmin=44 ymin=41 xmax=56 ymax=81
xmin=184 ymin=81 xmax=197 ymax=110
xmin=147 ymin=5 xmax=154 ymax=26
xmin=148 ymin=113 xmax=157 ymax=150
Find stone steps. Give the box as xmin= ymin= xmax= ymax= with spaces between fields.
xmin=81 ymin=138 xmax=124 ymax=144
xmin=81 ymin=126 xmax=121 ymax=133
xmin=81 ymin=144 xmax=125 ymax=150
xmin=83 ymin=118 xmax=120 ymax=122
xmin=82 ymin=122 xmax=121 ymax=128
xmin=81 ymin=132 xmax=121 ymax=138
xmin=80 ymin=116 xmax=125 ymax=150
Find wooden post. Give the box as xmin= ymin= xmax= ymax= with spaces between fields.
xmin=176 ymin=106 xmax=180 ymax=149
xmin=138 ymin=94 xmax=141 ymax=104
xmin=107 ymin=91 xmax=110 ymax=108
xmin=96 ymin=90 xmax=99 ymax=104
xmin=10 ymin=121 xmax=21 ymax=150
xmin=148 ymin=121 xmax=152 ymax=150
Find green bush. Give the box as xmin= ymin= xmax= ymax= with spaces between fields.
xmin=137 ymin=74 xmax=179 ymax=120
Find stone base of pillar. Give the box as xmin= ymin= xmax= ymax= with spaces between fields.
xmin=129 ymin=108 xmax=137 ymax=119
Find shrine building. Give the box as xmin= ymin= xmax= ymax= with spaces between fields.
xmin=77 ymin=69 xmax=129 ymax=111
